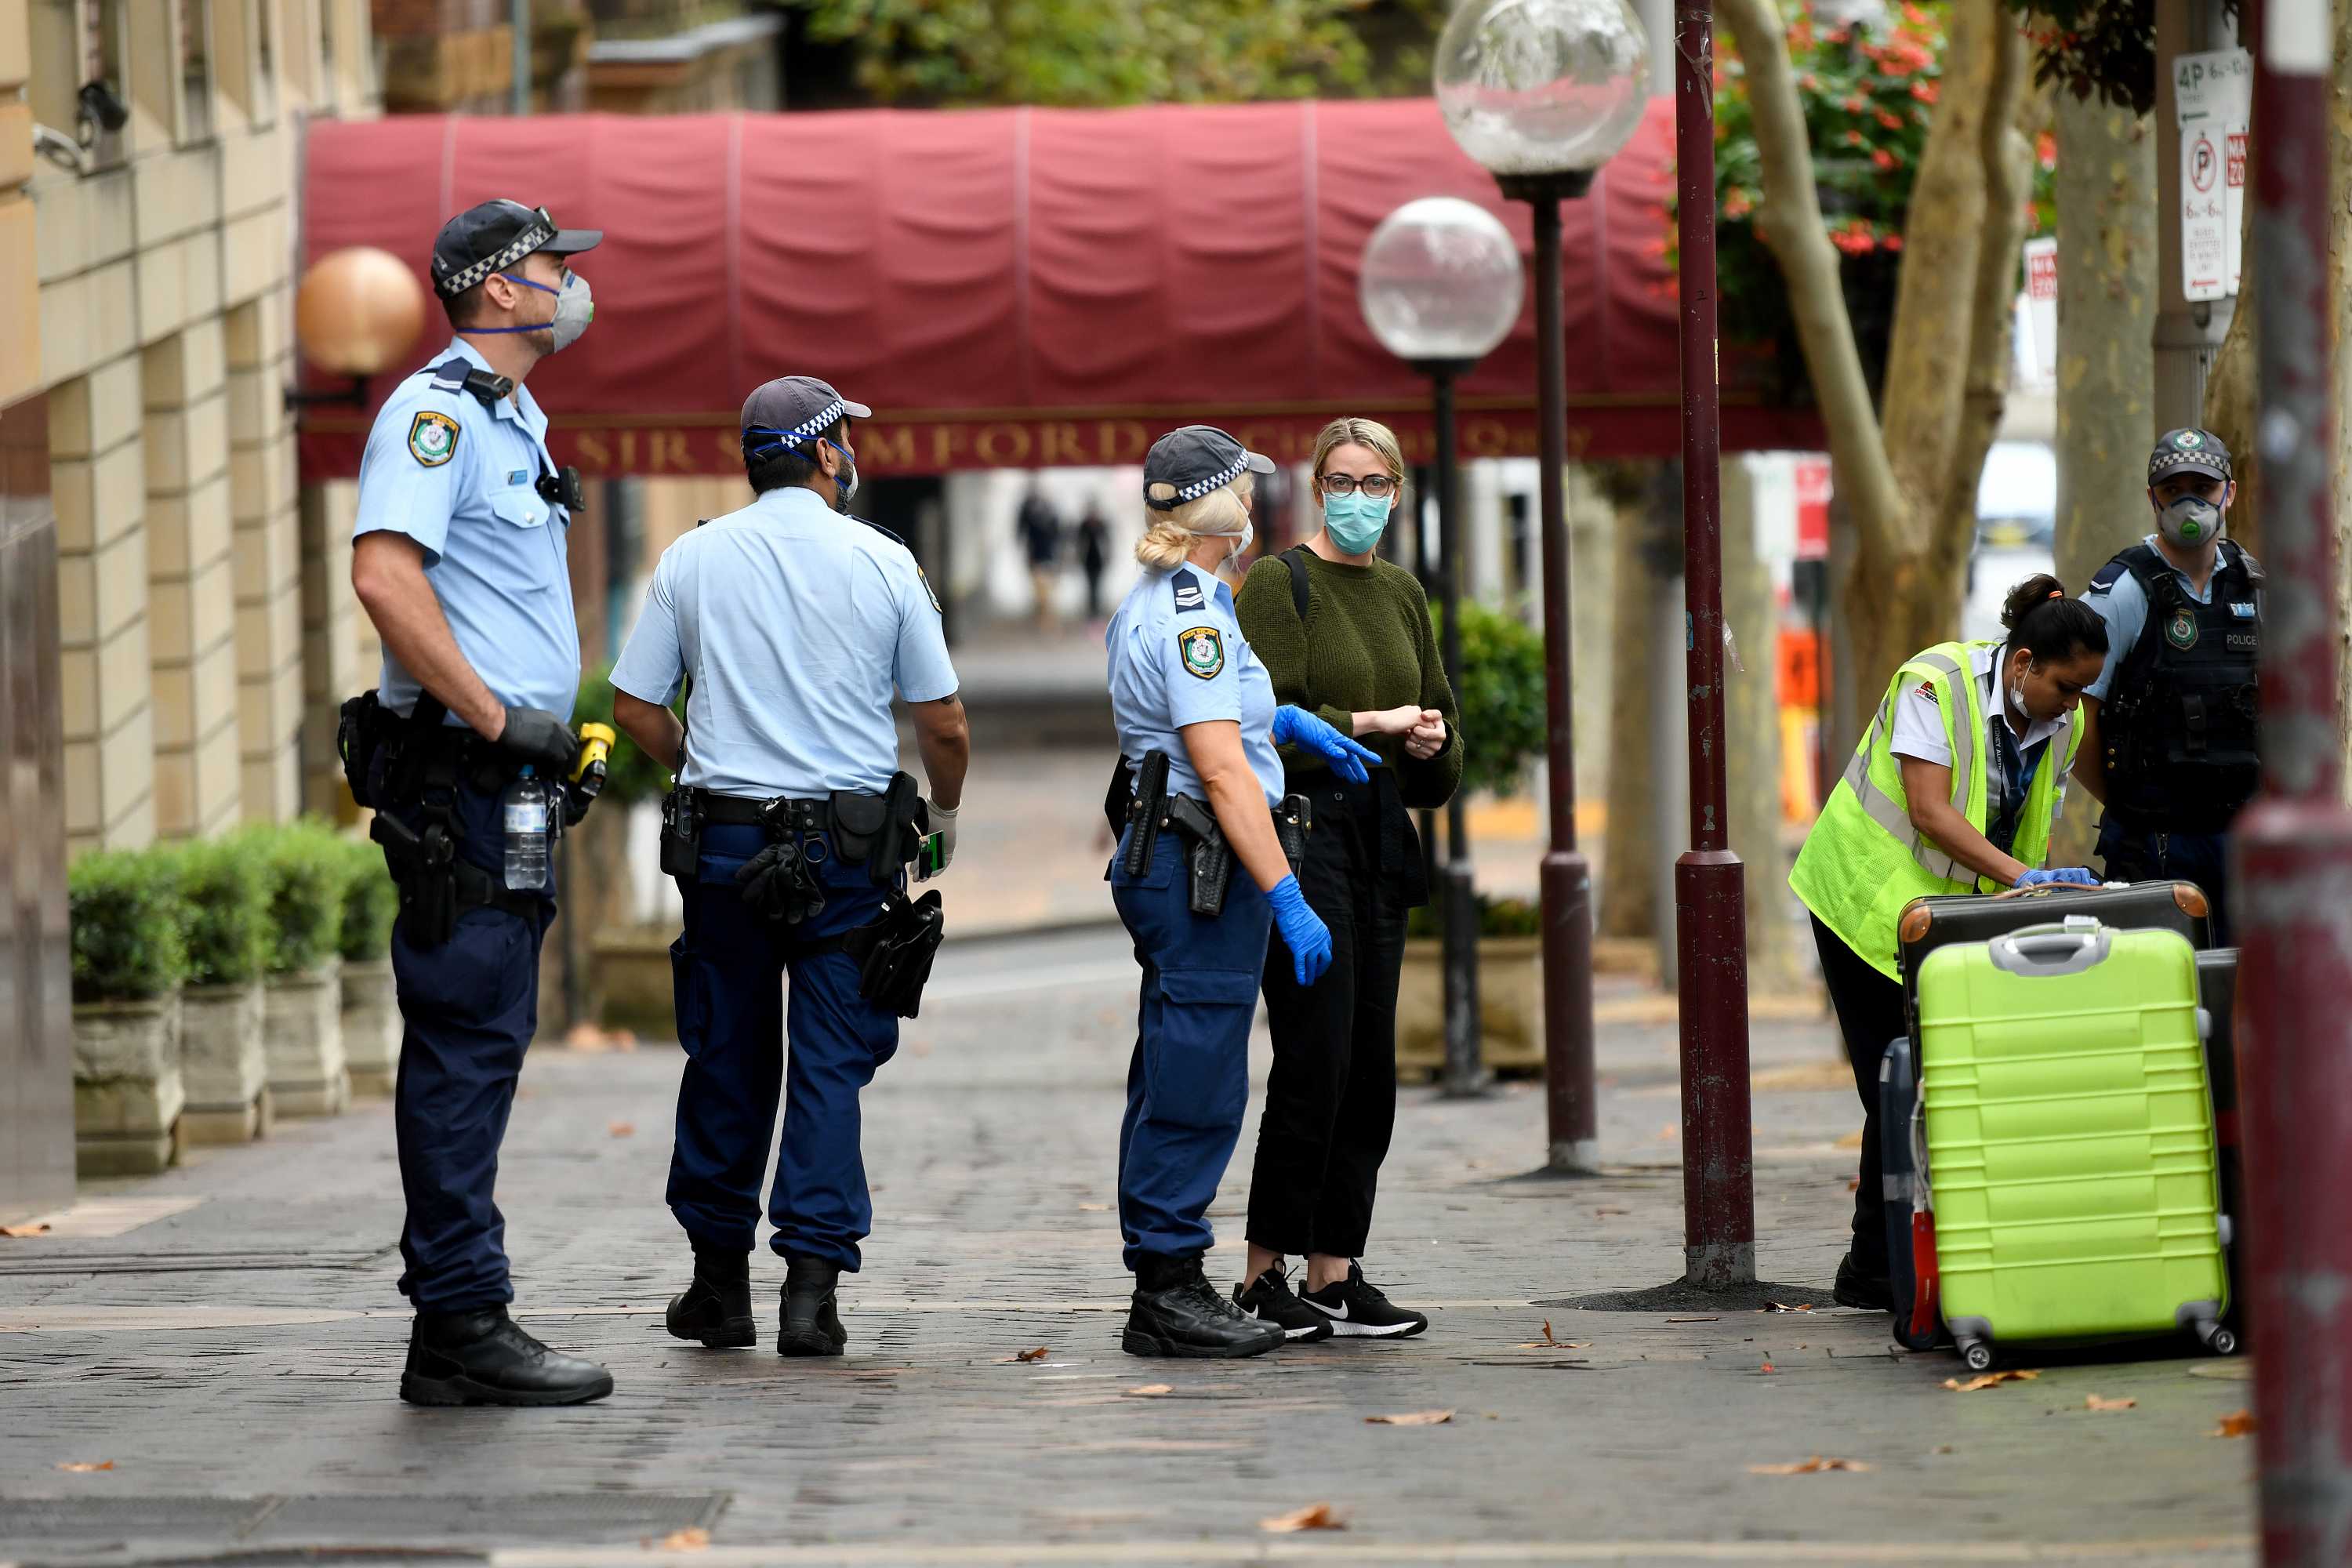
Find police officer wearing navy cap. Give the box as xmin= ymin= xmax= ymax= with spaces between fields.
xmin=343 ymin=199 xmax=611 ymax=1405
xmin=2072 ymin=428 xmax=2263 ymax=941
xmin=1106 ymin=425 xmax=1378 ymax=1359
xmin=608 ymin=375 xmax=967 ymax=1359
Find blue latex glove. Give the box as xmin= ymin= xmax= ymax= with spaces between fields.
xmin=2014 ymin=866 xmax=2100 ymax=889
xmin=1271 ymin=705 xmax=1381 ymax=785
xmin=1266 ymin=874 xmax=1333 ymax=986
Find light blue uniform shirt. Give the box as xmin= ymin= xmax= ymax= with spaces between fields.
xmin=608 ymin=485 xmax=959 ymax=799
xmin=354 ymin=337 xmax=579 ymax=723
xmin=2084 ymin=534 xmax=2234 ymax=702
xmin=1107 ymin=564 xmax=1282 ymax=807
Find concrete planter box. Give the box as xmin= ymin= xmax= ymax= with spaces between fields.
xmin=180 ymin=981 xmax=272 ymax=1145
xmin=1395 ymin=935 xmax=1544 ymax=1082
xmin=340 ymin=958 xmax=402 ymax=1096
xmin=263 ymin=963 xmax=350 ymax=1117
xmin=73 ymin=992 xmax=186 ymax=1176
xmin=591 ymin=920 xmax=678 ymax=1039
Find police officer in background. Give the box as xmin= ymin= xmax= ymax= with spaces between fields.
xmin=2072 ymin=429 xmax=2263 ymax=942
xmin=345 ymin=199 xmax=611 ymax=1406
xmin=609 ymin=376 xmax=967 ymax=1359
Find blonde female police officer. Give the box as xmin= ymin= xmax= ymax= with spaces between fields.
xmin=1106 ymin=426 xmax=1378 ymax=1359
xmin=1788 ymin=575 xmax=2111 ymax=1312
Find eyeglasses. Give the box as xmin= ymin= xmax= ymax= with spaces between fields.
xmin=1319 ymin=474 xmax=1397 ymax=499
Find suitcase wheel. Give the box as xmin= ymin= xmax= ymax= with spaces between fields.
xmin=1958 ymin=1339 xmax=1995 ymax=1374
xmin=2202 ymin=1323 xmax=2240 ymax=1357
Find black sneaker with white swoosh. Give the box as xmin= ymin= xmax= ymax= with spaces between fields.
xmin=1233 ymin=1267 xmax=1334 ymax=1342
xmin=1298 ymin=1262 xmax=1428 ymax=1338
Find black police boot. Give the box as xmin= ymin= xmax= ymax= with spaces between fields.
xmin=777 ymin=1256 xmax=848 ymax=1357
xmin=1834 ymin=1252 xmax=1894 ymax=1313
xmin=400 ymin=1306 xmax=614 ymax=1407
xmin=1124 ymin=1255 xmax=1285 ymax=1359
xmin=666 ymin=1243 xmax=757 ymax=1348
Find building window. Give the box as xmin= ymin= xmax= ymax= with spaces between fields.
xmin=181 ymin=0 xmax=215 ymax=142
xmin=29 ymin=0 xmax=126 ymax=167
xmin=253 ymin=0 xmax=277 ymax=122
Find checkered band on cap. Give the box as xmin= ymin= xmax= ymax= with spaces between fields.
xmin=770 ymin=399 xmax=849 ymax=441
xmin=437 ymin=216 xmax=557 ymax=299
xmin=1146 ymin=452 xmax=1249 ymax=510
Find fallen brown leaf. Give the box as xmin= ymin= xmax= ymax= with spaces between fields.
xmin=1748 ymin=1456 xmax=1871 ymax=1475
xmin=608 ymin=1121 xmax=635 ymax=1138
xmin=0 ymin=1222 xmax=50 ymax=1237
xmin=1762 ymin=1301 xmax=1815 ymax=1313
xmin=1833 ymin=1130 xmax=1864 ymax=1150
xmin=1365 ymin=1410 xmax=1453 ymax=1425
xmin=1846 ymin=1178 xmax=1861 ymax=1192
xmin=1260 ymin=1503 xmax=1345 ymax=1533
xmin=1077 ymin=1203 xmax=1109 ymax=1212
xmin=1520 ymin=1339 xmax=1592 ymax=1348
xmin=2213 ymin=1410 xmax=2257 ymax=1439
xmin=1125 ymin=1384 xmax=1173 ymax=1396
xmin=654 ymin=1526 xmax=710 ymax=1551
xmin=1760 ymin=1362 xmax=1777 ymax=1374
xmin=1656 ymin=1123 xmax=1679 ymax=1140
xmin=56 ymin=1461 xmax=113 ymax=1472
xmin=2085 ymin=1396 xmax=2137 ymax=1412
xmin=1943 ymin=1370 xmax=2040 ymax=1392
xmin=1541 ymin=1319 xmax=1556 ymax=1345
xmin=1014 ymin=1346 xmax=1051 ymax=1363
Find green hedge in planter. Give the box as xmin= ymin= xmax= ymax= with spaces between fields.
xmin=1428 ymin=602 xmax=1547 ymax=800
xmin=1406 ymin=894 xmax=1542 ymax=942
xmin=170 ymin=837 xmax=270 ymax=988
xmin=68 ymin=848 xmax=188 ymax=1004
xmin=337 ymin=837 xmax=398 ymax=963
xmin=256 ymin=818 xmax=348 ymax=977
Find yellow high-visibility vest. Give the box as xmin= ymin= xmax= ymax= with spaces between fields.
xmin=1790 ymin=641 xmax=2080 ymax=981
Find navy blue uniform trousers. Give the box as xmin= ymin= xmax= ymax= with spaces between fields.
xmin=1110 ymin=823 xmax=1272 ymax=1271
xmin=667 ymin=823 xmax=898 ymax=1269
xmin=2097 ymin=820 xmax=2234 ymax=946
xmin=377 ymin=771 xmax=553 ymax=1313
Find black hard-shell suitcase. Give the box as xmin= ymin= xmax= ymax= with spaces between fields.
xmin=2198 ymin=947 xmax=2245 ymax=1330
xmin=1896 ymin=880 xmax=2213 ymax=1030
xmin=1879 ymin=1034 xmax=1943 ymax=1351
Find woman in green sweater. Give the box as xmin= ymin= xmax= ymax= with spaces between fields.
xmin=1229 ymin=416 xmax=1463 ymax=1341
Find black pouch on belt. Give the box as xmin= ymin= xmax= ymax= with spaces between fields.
xmin=843 ymin=889 xmax=946 ymax=1018
xmin=830 ymin=771 xmax=923 ymax=884
xmin=369 ymin=811 xmax=459 ymax=949
xmin=1273 ymin=793 xmax=1312 ymax=877
xmin=337 ymin=691 xmax=390 ymax=809
xmin=1166 ymin=793 xmax=1232 ymax=917
xmin=659 ymin=788 xmax=702 ymax=879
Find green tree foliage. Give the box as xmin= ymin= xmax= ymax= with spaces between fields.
xmin=337 ymin=837 xmax=399 ymax=963
xmin=1432 ymin=601 xmax=1545 ymax=800
xmin=791 ymin=0 xmax=1446 ymax=107
xmin=68 ymin=848 xmax=188 ymax=1004
xmin=170 ymin=837 xmax=270 ymax=988
xmin=574 ymin=662 xmax=678 ymax=807
xmin=256 ymin=819 xmax=349 ymax=978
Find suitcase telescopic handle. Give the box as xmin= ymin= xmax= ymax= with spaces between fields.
xmin=1987 ymin=916 xmax=2112 ymax=977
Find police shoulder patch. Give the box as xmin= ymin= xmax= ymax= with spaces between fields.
xmin=917 ymin=564 xmax=943 ymax=615
xmin=408 ymin=410 xmax=460 ymax=468
xmin=1177 ymin=625 xmax=1225 ymax=681
xmin=1171 ymin=569 xmax=1206 ymax=612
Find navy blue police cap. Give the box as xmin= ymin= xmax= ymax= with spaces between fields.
xmin=2148 ymin=428 xmax=2232 ymax=486
xmin=432 ymin=200 xmax=601 ymax=300
xmin=1143 ymin=425 xmax=1276 ymax=510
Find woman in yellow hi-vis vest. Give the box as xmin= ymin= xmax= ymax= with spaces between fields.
xmin=1790 ymin=574 xmax=2111 ymax=1312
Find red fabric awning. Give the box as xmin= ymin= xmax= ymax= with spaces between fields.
xmin=297 ymin=100 xmax=1818 ymax=480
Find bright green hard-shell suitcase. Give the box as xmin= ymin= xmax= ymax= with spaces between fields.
xmin=1914 ymin=915 xmax=2234 ymax=1370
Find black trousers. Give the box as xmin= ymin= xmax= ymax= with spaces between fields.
xmin=1245 ymin=777 xmax=1413 ymax=1261
xmin=2097 ymin=819 xmax=2234 ymax=946
xmin=1811 ymin=914 xmax=1907 ymax=1279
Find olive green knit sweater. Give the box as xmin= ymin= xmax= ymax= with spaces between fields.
xmin=1235 ymin=549 xmax=1464 ymax=810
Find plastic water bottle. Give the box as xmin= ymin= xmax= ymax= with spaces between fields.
xmin=503 ymin=768 xmax=550 ymax=892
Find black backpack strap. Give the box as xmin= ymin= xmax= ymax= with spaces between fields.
xmin=1281 ymin=544 xmax=1313 ymax=624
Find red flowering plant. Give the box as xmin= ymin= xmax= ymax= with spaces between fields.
xmin=1678 ymin=2 xmax=2056 ymax=402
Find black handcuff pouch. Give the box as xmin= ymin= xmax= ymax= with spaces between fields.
xmin=829 ymin=771 xmax=924 ymax=885
xmin=659 ymin=788 xmax=703 ymax=879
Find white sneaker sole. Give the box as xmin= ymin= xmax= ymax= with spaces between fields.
xmin=1242 ymin=1305 xmax=1334 ymax=1341
xmin=1312 ymin=1314 xmax=1425 ymax=1338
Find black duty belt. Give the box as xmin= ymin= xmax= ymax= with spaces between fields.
xmin=692 ymin=790 xmax=829 ymax=830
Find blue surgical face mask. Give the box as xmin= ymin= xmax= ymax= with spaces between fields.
xmin=1323 ymin=491 xmax=1392 ymax=556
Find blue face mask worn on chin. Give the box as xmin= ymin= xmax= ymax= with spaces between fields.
xmin=469 ymin=270 xmax=595 ymax=352
xmin=1323 ymin=491 xmax=1392 ymax=556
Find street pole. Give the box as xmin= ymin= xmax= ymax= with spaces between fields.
xmin=2233 ymin=0 xmax=2352 ymax=1555
xmin=1671 ymin=0 xmax=1755 ymax=1287
xmin=510 ymin=0 xmax=532 ymax=114
xmin=1497 ymin=175 xmax=1600 ymax=1174
xmin=1420 ymin=360 xmax=1486 ymax=1098
xmin=2151 ymin=0 xmax=2238 ymax=431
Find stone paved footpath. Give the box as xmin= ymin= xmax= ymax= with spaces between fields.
xmin=0 ymin=930 xmax=2256 ymax=1567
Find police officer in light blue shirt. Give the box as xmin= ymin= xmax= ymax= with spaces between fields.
xmin=1105 ymin=425 xmax=1377 ymax=1360
xmin=346 ymin=198 xmax=612 ymax=1408
xmin=609 ymin=375 xmax=968 ymax=1360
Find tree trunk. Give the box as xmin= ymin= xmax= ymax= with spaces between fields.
xmin=2333 ymin=0 xmax=2352 ymax=792
xmin=1719 ymin=0 xmax=2031 ymax=742
xmin=1720 ymin=459 xmax=1797 ymax=989
xmin=2049 ymin=92 xmax=2160 ymax=864
xmin=1599 ymin=476 xmax=1664 ymax=941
